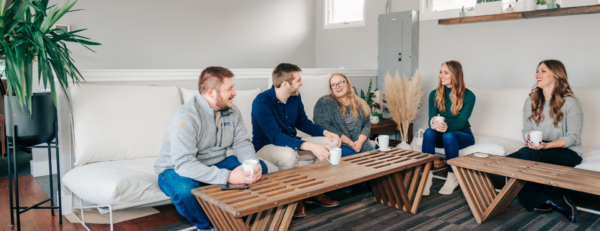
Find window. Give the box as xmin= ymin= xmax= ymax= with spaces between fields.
xmin=324 ymin=0 xmax=365 ymax=30
xmin=421 ymin=0 xmax=512 ymax=21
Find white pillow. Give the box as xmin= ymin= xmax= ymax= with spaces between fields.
xmin=63 ymin=158 xmax=169 ymax=205
xmin=576 ymin=159 xmax=600 ymax=173
xmin=433 ymin=135 xmax=523 ymax=157
xmin=181 ymin=87 xmax=199 ymax=103
xmin=180 ymin=88 xmax=260 ymax=139
xmin=70 ymin=84 xmax=181 ymax=165
xmin=582 ymin=147 xmax=600 ymax=163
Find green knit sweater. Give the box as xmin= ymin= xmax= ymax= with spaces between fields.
xmin=428 ymin=86 xmax=476 ymax=132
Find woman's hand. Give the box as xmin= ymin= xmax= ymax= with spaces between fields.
xmin=436 ymin=121 xmax=448 ymax=133
xmin=352 ymin=140 xmax=363 ymax=152
xmin=527 ymin=136 xmax=546 ymax=150
xmin=430 ymin=117 xmax=439 ymax=129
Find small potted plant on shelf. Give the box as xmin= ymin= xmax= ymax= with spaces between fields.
xmin=536 ymin=0 xmax=548 ymax=10
xmin=547 ymin=0 xmax=557 ymax=9
xmin=507 ymin=3 xmax=515 ymax=12
xmin=475 ymin=0 xmax=503 ymax=16
xmin=460 ymin=6 xmax=466 ymax=17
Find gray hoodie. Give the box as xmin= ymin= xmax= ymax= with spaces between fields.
xmin=154 ymin=93 xmax=259 ymax=184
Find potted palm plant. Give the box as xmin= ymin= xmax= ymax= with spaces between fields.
xmin=1 ymin=0 xmax=100 ymax=146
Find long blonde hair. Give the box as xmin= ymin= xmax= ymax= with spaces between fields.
xmin=529 ymin=59 xmax=574 ymax=127
xmin=435 ymin=60 xmax=466 ymax=115
xmin=328 ymin=73 xmax=371 ymax=119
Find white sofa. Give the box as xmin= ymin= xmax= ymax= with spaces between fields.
xmin=422 ymin=87 xmax=600 ymax=172
xmin=61 ymin=73 xmax=335 ymax=230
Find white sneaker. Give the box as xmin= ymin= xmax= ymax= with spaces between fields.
xmin=439 ymin=172 xmax=459 ymax=195
xmin=423 ymin=171 xmax=433 ymax=196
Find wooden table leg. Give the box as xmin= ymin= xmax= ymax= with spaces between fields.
xmin=451 ymin=166 xmax=526 ymax=224
xmin=198 ymin=196 xmax=299 ymax=231
xmin=369 ymin=162 xmax=432 ymax=214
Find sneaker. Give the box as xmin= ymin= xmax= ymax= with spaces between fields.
xmin=548 ymin=195 xmax=578 ymax=223
xmin=532 ymin=203 xmax=553 ymax=214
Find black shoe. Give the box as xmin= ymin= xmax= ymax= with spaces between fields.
xmin=549 ymin=195 xmax=578 ymax=223
xmin=532 ymin=203 xmax=553 ymax=214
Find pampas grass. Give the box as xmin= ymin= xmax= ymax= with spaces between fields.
xmin=383 ymin=70 xmax=423 ymax=142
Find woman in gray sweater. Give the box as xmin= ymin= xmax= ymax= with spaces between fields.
xmin=314 ymin=73 xmax=373 ymax=156
xmin=508 ymin=60 xmax=583 ymax=223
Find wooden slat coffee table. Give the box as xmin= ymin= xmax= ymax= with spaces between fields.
xmin=191 ymin=148 xmax=436 ymax=231
xmin=448 ymin=154 xmax=600 ymax=224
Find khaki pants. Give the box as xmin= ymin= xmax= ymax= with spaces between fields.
xmin=256 ymin=137 xmax=338 ymax=171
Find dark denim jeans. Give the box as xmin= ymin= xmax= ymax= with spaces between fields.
xmin=158 ymin=156 xmax=268 ymax=230
xmin=340 ymin=145 xmax=375 ymax=157
xmin=507 ymin=147 xmax=582 ymax=211
xmin=422 ymin=127 xmax=475 ymax=172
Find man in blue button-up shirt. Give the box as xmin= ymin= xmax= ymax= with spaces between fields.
xmin=251 ymin=63 xmax=342 ymax=217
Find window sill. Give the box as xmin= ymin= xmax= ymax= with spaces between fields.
xmin=324 ymin=21 xmax=365 ymax=30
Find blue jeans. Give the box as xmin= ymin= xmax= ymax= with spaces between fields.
xmin=340 ymin=145 xmax=375 ymax=157
xmin=422 ymin=128 xmax=475 ymax=172
xmin=158 ymin=156 xmax=268 ymax=230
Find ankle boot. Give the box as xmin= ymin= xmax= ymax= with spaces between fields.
xmin=423 ymin=171 xmax=433 ymax=196
xmin=439 ymin=172 xmax=459 ymax=195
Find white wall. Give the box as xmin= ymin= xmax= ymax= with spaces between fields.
xmin=315 ymin=0 xmax=420 ymax=70
xmin=315 ymin=0 xmax=600 ymax=131
xmin=51 ymin=0 xmax=316 ymax=69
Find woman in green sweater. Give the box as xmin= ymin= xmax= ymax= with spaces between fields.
xmin=422 ymin=60 xmax=476 ymax=196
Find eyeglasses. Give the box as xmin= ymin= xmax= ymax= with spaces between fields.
xmin=331 ymin=80 xmax=346 ymax=89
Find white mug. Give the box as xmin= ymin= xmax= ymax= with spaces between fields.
xmin=375 ymin=135 xmax=389 ymax=150
xmin=327 ymin=148 xmax=342 ymax=165
xmin=527 ymin=131 xmax=543 ymax=147
xmin=242 ymin=160 xmax=258 ymax=178
xmin=432 ymin=116 xmax=445 ymax=129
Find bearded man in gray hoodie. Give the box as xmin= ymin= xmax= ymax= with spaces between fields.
xmin=154 ymin=66 xmax=267 ymax=231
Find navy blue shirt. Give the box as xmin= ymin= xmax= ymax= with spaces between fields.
xmin=251 ymin=86 xmax=325 ymax=151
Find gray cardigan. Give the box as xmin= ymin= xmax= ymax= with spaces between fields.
xmin=154 ymin=94 xmax=259 ymax=184
xmin=522 ymin=96 xmax=584 ymax=155
xmin=314 ymin=94 xmax=372 ymax=153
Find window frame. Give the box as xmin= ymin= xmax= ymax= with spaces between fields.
xmin=323 ymin=0 xmax=366 ymax=30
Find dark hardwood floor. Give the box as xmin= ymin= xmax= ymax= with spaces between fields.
xmin=0 ymin=175 xmax=187 ymax=231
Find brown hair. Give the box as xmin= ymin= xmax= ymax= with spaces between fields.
xmin=528 ymin=59 xmax=574 ymax=127
xmin=328 ymin=73 xmax=371 ymax=119
xmin=198 ymin=66 xmax=234 ymax=94
xmin=272 ymin=63 xmax=302 ymax=88
xmin=435 ymin=60 xmax=466 ymax=115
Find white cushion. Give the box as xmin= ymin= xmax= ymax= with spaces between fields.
xmin=576 ymin=159 xmax=600 ymax=172
xmin=181 ymin=88 xmax=260 ymax=139
xmin=434 ymin=135 xmax=523 ymax=157
xmin=571 ymin=88 xmax=600 ymax=149
xmin=582 ymin=147 xmax=600 ymax=163
xmin=467 ymin=87 xmax=531 ymax=142
xmin=181 ymin=87 xmax=199 ymax=103
xmin=70 ymin=84 xmax=181 ymax=166
xmin=63 ymin=158 xmax=169 ymax=205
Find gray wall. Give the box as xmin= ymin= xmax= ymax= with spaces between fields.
xmin=315 ymin=0 xmax=600 ymax=131
xmin=51 ymin=0 xmax=316 ymax=69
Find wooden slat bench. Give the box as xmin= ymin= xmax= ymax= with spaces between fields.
xmin=191 ymin=148 xmax=437 ymax=231
xmin=448 ymin=154 xmax=600 ymax=224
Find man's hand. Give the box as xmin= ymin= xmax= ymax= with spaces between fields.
xmin=352 ymin=140 xmax=363 ymax=152
xmin=228 ymin=165 xmax=262 ymax=184
xmin=301 ymin=142 xmax=331 ymax=160
xmin=323 ymin=130 xmax=342 ymax=147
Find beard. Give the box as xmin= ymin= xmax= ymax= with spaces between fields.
xmin=215 ymin=94 xmax=233 ymax=111
xmin=287 ymin=85 xmax=300 ymax=96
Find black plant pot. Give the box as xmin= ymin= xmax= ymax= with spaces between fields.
xmin=4 ymin=92 xmax=57 ymax=147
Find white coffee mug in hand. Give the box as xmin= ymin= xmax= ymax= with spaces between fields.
xmin=527 ymin=131 xmax=543 ymax=147
xmin=242 ymin=160 xmax=258 ymax=178
xmin=327 ymin=148 xmax=342 ymax=165
xmin=375 ymin=135 xmax=389 ymax=150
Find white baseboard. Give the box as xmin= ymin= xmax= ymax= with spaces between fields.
xmin=30 ymin=160 xmax=58 ymax=177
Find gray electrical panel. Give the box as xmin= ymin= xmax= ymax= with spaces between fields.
xmin=378 ymin=11 xmax=419 ymax=89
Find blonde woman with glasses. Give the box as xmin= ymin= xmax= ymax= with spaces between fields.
xmin=314 ymin=73 xmax=374 ymax=157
